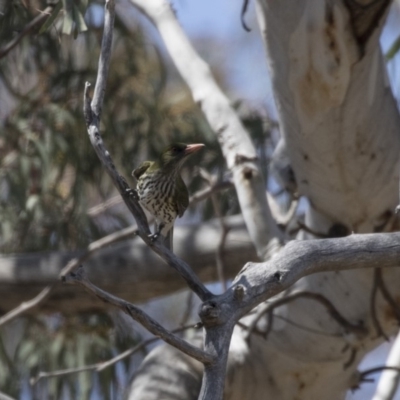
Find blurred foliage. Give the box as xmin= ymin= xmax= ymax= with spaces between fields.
xmin=0 ymin=2 xmax=275 ymax=398
xmin=0 ymin=313 xmax=139 ymax=399
xmin=386 ymin=34 xmax=400 ymax=61
xmin=0 ymin=0 xmax=274 ymax=253
xmin=0 ymin=0 xmax=233 ymax=253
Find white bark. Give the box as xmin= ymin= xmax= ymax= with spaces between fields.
xmin=256 ymin=0 xmax=400 ymax=231
xmin=372 ymin=330 xmax=400 ymax=400
xmin=125 ymin=0 xmax=400 ymax=399
xmin=129 ymin=0 xmax=283 ymax=260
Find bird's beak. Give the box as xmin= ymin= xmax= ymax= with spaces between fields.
xmin=184 ymin=143 xmax=205 ymax=155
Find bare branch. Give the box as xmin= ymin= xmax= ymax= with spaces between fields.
xmin=372 ymin=329 xmax=400 ymax=400
xmin=31 ymin=322 xmax=201 ymax=385
xmin=87 ymin=177 xmax=233 ymax=217
xmin=63 ymin=266 xmax=213 ymax=364
xmin=240 ymin=0 xmax=251 ymax=32
xmin=350 ymin=365 xmax=400 ymax=391
xmin=129 ymin=0 xmax=283 ymax=260
xmin=199 ymin=169 xmax=229 ymax=291
xmin=244 ymin=290 xmax=366 ymax=341
xmin=87 ymin=195 xmax=124 ymax=216
xmin=91 ymin=0 xmax=116 ymax=117
xmin=273 ymin=314 xmax=341 ymax=338
xmin=0 ymin=215 xmax=255 ymax=315
xmin=0 ymin=285 xmax=54 ymax=327
xmin=82 ymin=0 xmax=212 ymax=302
xmin=206 ymin=232 xmax=400 ymax=323
xmin=0 ymin=6 xmax=53 ymax=59
xmin=371 ymin=269 xmax=389 ymax=340
xmin=0 ymin=223 xmax=139 ymax=327
xmin=267 ymin=192 xmax=298 ymax=228
xmin=190 ymin=178 xmax=233 ymax=206
xmin=179 ymin=292 xmax=195 ymax=327
xmin=376 ymin=268 xmax=400 ymax=323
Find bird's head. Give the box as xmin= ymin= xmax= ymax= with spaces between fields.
xmin=160 ymin=143 xmax=204 ymax=170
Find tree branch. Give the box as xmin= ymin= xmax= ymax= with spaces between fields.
xmin=0 ymin=285 xmax=54 ymax=327
xmin=244 ymin=290 xmax=366 ymax=342
xmin=31 ymin=322 xmax=202 ymax=385
xmin=376 ymin=268 xmax=400 ymax=323
xmin=129 ymin=0 xmax=283 ymax=260
xmin=372 ymin=329 xmax=400 ymax=400
xmin=82 ymin=0 xmax=212 ymax=302
xmin=63 ymin=266 xmax=213 ymax=364
xmin=0 ymin=223 xmax=139 ymax=327
xmin=200 ymin=232 xmax=400 ymax=325
xmin=0 ymin=215 xmax=254 ymax=316
xmin=371 ymin=268 xmax=389 ymax=340
xmin=199 ymin=169 xmax=229 ymax=291
xmin=0 ymin=6 xmax=53 ymax=59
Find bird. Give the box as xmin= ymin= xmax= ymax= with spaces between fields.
xmin=132 ymin=143 xmax=204 ymax=250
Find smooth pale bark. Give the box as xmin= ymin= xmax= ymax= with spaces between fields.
xmin=227 ymin=1 xmax=400 ymax=399
xmin=129 ymin=0 xmax=283 ymax=261
xmin=126 ymin=1 xmax=400 ymax=400
xmin=256 ymin=0 xmax=400 ymax=230
xmin=0 ymin=216 xmax=256 ymax=313
xmin=372 ymin=330 xmax=400 ymax=400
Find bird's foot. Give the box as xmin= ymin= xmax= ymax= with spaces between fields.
xmin=126 ymin=188 xmax=138 ymax=199
xmin=148 ymin=232 xmax=160 ymax=242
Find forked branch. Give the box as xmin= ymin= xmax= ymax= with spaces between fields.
xmin=63 ymin=266 xmax=212 ymax=364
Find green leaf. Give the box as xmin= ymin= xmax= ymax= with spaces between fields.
xmin=62 ymin=0 xmax=74 ymax=35
xmin=386 ymin=35 xmax=400 ymax=61
xmin=17 ymin=340 xmax=36 ymax=363
xmin=26 ymin=195 xmax=39 ymax=212
xmin=50 ymin=333 xmax=65 ymax=359
xmin=73 ymin=4 xmax=88 ymax=34
xmin=39 ymin=1 xmax=63 ymax=34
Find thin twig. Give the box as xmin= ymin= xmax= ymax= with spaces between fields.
xmin=244 ymin=290 xmax=366 ymax=341
xmin=267 ymin=192 xmax=299 ymax=228
xmin=376 ymin=268 xmax=400 ymax=323
xmin=371 ymin=328 xmax=400 ymax=400
xmin=190 ymin=179 xmax=233 ymax=206
xmin=0 ymin=6 xmax=53 ymax=59
xmin=362 ymin=366 xmax=400 ymax=378
xmin=240 ymin=0 xmax=251 ymax=32
xmin=130 ymin=0 xmax=283 ymax=262
xmin=31 ymin=322 xmax=202 ymax=385
xmin=64 ymin=266 xmax=212 ymax=364
xmin=350 ymin=365 xmax=400 ymax=391
xmin=179 ymin=291 xmax=195 ymax=327
xmin=87 ymin=195 xmax=124 ymax=216
xmin=0 ymin=175 xmax=233 ymax=327
xmin=370 ymin=268 xmax=389 ymax=340
xmin=0 ymin=285 xmax=54 ymax=327
xmin=273 ymin=314 xmax=342 ymax=338
xmin=87 ymin=178 xmax=233 ymax=217
xmin=216 ymin=228 xmax=229 ymax=292
xmin=82 ymin=0 xmax=212 ymax=302
xmin=0 ymin=224 xmax=139 ymax=328
xmin=91 ymin=0 xmax=116 ymax=117
xmin=344 ymin=347 xmax=358 ymax=370
xmin=199 ymin=169 xmax=229 ymax=291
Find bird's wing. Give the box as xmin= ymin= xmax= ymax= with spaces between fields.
xmin=175 ymin=176 xmax=189 ymax=218
xmin=132 ymin=161 xmax=152 ymax=180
